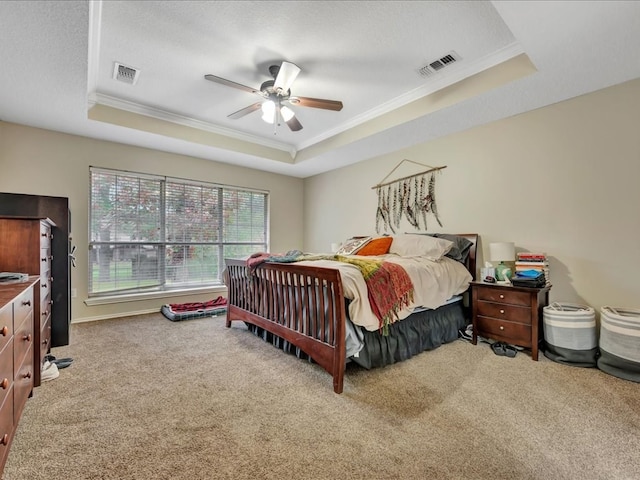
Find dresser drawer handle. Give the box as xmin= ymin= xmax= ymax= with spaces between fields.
xmin=0 ymin=434 xmax=8 ymax=446
xmin=23 ymin=334 xmax=32 ymax=342
xmin=23 ymin=372 xmax=32 ymax=379
xmin=0 ymin=326 xmax=7 ymax=337
xmin=42 ymin=310 xmax=48 ymax=316
xmin=42 ymin=283 xmax=47 ymax=289
xmin=0 ymin=378 xmax=8 ymax=390
xmin=43 ymin=338 xmax=49 ymax=346
xmin=499 ymin=294 xmax=505 ymax=299
xmin=41 ymin=257 xmax=47 ymax=262
xmin=500 ymin=309 xmax=505 ymax=314
xmin=21 ymin=300 xmax=31 ymax=307
xmin=499 ymin=325 xmax=505 ymax=330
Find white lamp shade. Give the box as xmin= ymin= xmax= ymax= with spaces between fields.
xmin=261 ymin=101 xmax=276 ymax=124
xmin=280 ymin=105 xmax=295 ymax=122
xmin=489 ymin=242 xmax=515 ymax=262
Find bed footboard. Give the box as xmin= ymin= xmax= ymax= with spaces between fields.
xmin=224 ymin=259 xmax=347 ymax=393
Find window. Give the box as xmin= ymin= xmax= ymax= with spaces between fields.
xmin=89 ymin=167 xmax=268 ymax=297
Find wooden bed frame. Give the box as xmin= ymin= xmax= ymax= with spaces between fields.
xmin=224 ymin=234 xmax=478 ymax=394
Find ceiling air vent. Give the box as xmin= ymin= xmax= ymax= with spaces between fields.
xmin=113 ymin=62 xmax=140 ymax=85
xmin=418 ymin=51 xmax=460 ymax=78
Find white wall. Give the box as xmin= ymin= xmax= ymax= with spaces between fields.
xmin=304 ymin=78 xmax=640 ymax=313
xmin=0 ymin=124 xmax=304 ymax=322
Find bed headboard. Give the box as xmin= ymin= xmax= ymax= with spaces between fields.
xmin=455 ymin=233 xmax=478 ymax=280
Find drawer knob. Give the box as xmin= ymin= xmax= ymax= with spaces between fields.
xmin=499 ymin=294 xmax=505 ymax=299
xmin=0 ymin=378 xmax=8 ymax=390
xmin=0 ymin=434 xmax=7 ymax=446
xmin=500 ymin=309 xmax=505 ymax=314
xmin=41 ymin=257 xmax=47 ymax=262
xmin=21 ymin=300 xmax=31 ymax=307
xmin=23 ymin=334 xmax=32 ymax=342
xmin=43 ymin=338 xmax=49 ymax=346
xmin=499 ymin=325 xmax=505 ymax=330
xmin=0 ymin=326 xmax=7 ymax=336
xmin=23 ymin=372 xmax=32 ymax=379
xmin=42 ymin=283 xmax=47 ymax=289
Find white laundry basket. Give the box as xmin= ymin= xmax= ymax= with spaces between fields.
xmin=597 ymin=306 xmax=640 ymax=383
xmin=542 ymin=303 xmax=597 ymax=367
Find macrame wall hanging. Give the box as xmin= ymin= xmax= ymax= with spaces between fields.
xmin=372 ymin=159 xmax=447 ymax=234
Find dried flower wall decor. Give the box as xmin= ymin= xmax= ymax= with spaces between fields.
xmin=373 ymin=159 xmax=446 ymax=233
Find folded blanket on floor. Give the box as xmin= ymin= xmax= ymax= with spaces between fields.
xmin=169 ymin=296 xmax=227 ymax=312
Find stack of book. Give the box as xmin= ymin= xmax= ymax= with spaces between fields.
xmin=514 ymin=252 xmax=551 ymax=286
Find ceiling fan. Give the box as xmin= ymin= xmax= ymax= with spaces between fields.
xmin=204 ymin=61 xmax=343 ymax=132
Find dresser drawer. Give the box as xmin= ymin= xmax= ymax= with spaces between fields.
xmin=40 ymin=317 xmax=52 ymax=364
xmin=14 ymin=350 xmax=33 ymax=424
xmin=0 ymin=345 xmax=13 ymax=409
xmin=40 ymin=277 xmax=52 ymax=298
xmin=476 ymin=288 xmax=531 ymax=307
xmin=40 ymin=291 xmax=51 ymax=330
xmin=477 ymin=301 xmax=532 ymax=325
xmin=0 ymin=306 xmax=12 ymax=354
xmin=13 ymin=312 xmax=33 ymax=370
xmin=0 ymin=391 xmax=14 ymax=470
xmin=13 ymin=287 xmax=34 ymax=329
xmin=40 ymin=248 xmax=52 ymax=274
xmin=40 ymin=222 xmax=51 ymax=248
xmin=477 ymin=316 xmax=532 ymax=346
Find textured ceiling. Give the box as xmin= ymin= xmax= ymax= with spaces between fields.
xmin=1 ymin=1 xmax=640 ymax=177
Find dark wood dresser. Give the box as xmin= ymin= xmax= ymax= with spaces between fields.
xmin=0 ymin=277 xmax=38 ymax=474
xmin=0 ymin=217 xmax=54 ymax=386
xmin=0 ymin=193 xmax=70 ymax=349
xmin=471 ymin=281 xmax=551 ymax=360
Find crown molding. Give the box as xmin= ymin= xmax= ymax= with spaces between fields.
xmin=297 ymin=42 xmax=526 ymax=150
xmin=88 ymin=93 xmax=297 ymax=158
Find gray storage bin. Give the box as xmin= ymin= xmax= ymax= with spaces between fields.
xmin=597 ymin=306 xmax=640 ymax=383
xmin=543 ymin=302 xmax=597 ymax=367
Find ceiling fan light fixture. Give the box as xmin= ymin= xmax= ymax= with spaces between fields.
xmin=273 ymin=61 xmax=301 ymax=94
xmin=261 ymin=100 xmax=276 ymax=124
xmin=280 ymin=105 xmax=295 ymax=122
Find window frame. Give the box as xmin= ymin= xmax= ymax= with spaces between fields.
xmin=88 ymin=166 xmax=269 ymax=298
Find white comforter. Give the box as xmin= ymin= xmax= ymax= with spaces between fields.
xmin=296 ymin=254 xmax=472 ymax=332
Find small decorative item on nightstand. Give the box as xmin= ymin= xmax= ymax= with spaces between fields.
xmin=489 ymin=242 xmax=515 ymax=283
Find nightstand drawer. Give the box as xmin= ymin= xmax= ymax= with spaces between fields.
xmin=476 ymin=288 xmax=531 ymax=306
xmin=477 ymin=316 xmax=532 ymax=346
xmin=477 ymin=301 xmax=532 ymax=324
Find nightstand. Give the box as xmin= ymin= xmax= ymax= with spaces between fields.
xmin=470 ymin=281 xmax=551 ymax=360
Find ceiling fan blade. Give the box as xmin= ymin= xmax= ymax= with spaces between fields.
xmin=273 ymin=61 xmax=301 ymax=94
xmin=204 ymin=74 xmax=261 ymax=96
xmin=289 ymin=96 xmax=343 ymax=111
xmin=228 ymin=102 xmax=262 ymax=119
xmin=284 ymin=114 xmax=303 ymax=132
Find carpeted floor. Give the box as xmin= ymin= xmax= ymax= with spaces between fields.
xmin=3 ymin=313 xmax=639 ymax=480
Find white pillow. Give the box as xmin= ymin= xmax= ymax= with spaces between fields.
xmin=389 ymin=234 xmax=453 ymax=260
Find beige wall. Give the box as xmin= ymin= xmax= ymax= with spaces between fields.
xmin=304 ymin=78 xmax=640 ymax=314
xmin=0 ymin=124 xmax=304 ymax=322
xmin=2 ymin=76 xmax=639 ymax=323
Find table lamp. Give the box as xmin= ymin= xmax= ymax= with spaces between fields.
xmin=489 ymin=242 xmax=515 ymax=283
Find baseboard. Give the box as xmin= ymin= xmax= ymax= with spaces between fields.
xmin=72 ymin=308 xmax=160 ymax=324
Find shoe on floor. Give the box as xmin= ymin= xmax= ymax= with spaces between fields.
xmin=52 ymin=358 xmax=73 ymax=369
xmin=41 ymin=360 xmax=60 ymax=381
xmin=491 ymin=341 xmax=517 ymax=358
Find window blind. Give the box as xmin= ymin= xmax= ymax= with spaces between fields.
xmin=89 ymin=167 xmax=268 ymax=296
